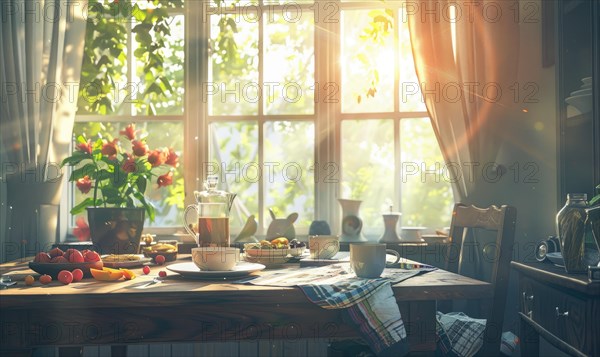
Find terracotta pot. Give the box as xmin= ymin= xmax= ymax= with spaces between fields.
xmin=87 ymin=207 xmax=145 ymax=255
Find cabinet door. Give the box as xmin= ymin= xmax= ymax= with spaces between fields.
xmin=556 ymin=0 xmax=600 ymax=203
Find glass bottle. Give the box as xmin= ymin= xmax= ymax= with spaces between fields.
xmin=556 ymin=193 xmax=588 ymax=273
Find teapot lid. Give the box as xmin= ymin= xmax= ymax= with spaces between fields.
xmin=193 ymin=175 xmax=237 ymax=210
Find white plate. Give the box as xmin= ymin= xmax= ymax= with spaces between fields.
xmin=101 ymin=255 xmax=152 ymax=268
xmin=166 ymin=261 xmax=265 ymax=279
xmin=244 ymin=247 xmax=305 ymax=258
xmin=243 ymin=254 xmax=296 ymax=267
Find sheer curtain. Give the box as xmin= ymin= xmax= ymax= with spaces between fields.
xmin=408 ymin=0 xmax=520 ymax=204
xmin=0 ymin=0 xmax=87 ymax=262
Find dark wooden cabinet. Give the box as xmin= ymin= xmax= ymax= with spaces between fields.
xmin=556 ymin=0 xmax=600 ymax=205
xmin=512 ymin=261 xmax=600 ymax=356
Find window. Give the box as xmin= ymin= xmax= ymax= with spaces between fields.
xmin=70 ymin=0 xmax=185 ymax=230
xmin=70 ymin=0 xmax=453 ymax=239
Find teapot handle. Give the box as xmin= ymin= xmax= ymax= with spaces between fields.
xmin=183 ymin=204 xmax=199 ymax=244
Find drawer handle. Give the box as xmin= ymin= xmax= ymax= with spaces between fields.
xmin=522 ymin=292 xmax=534 ymax=301
xmin=555 ymin=307 xmax=569 ymax=318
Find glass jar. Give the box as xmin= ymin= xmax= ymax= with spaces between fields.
xmin=556 ymin=193 xmax=588 ymax=273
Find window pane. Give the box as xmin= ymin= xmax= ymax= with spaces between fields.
xmin=209 ymin=15 xmax=259 ymax=116
xmin=133 ymin=15 xmax=185 ymax=115
xmin=71 ymin=122 xmax=184 ymax=227
xmin=398 ymin=8 xmax=426 ymax=111
xmin=264 ymin=121 xmax=315 ymax=229
xmin=400 ymin=118 xmax=453 ymax=229
xmin=77 ymin=17 xmax=127 ymax=115
xmin=209 ymin=121 xmax=259 ymax=230
xmin=264 ymin=10 xmax=315 ymax=115
xmin=341 ymin=120 xmax=394 ymax=236
xmin=341 ymin=9 xmax=395 ymax=113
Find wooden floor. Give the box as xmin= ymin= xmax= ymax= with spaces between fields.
xmin=33 ymin=340 xmax=330 ymax=357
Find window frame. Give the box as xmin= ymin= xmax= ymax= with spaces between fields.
xmin=68 ymin=0 xmax=444 ymax=239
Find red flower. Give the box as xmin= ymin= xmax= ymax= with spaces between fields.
xmin=76 ymin=176 xmax=92 ymax=194
xmin=165 ymin=148 xmax=179 ymax=167
xmin=121 ymin=154 xmax=138 ymax=173
xmin=101 ymin=139 xmax=119 ymax=160
xmin=132 ymin=140 xmax=148 ymax=157
xmin=157 ymin=172 xmax=173 ymax=187
xmin=72 ymin=217 xmax=90 ymax=242
xmin=76 ymin=140 xmax=92 ymax=154
xmin=148 ymin=149 xmax=167 ymax=167
xmin=120 ymin=124 xmax=136 ymax=141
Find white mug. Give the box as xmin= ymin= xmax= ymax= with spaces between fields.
xmin=350 ymin=243 xmax=400 ymax=278
xmin=192 ymin=247 xmax=240 ymax=271
xmin=309 ymin=235 xmax=340 ymax=259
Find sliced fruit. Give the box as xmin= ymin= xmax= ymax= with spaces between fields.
xmin=90 ymin=267 xmax=124 ymax=281
xmin=58 ymin=270 xmax=74 ymax=285
xmin=72 ymin=269 xmax=84 ymax=282
xmin=119 ymin=268 xmax=136 ymax=280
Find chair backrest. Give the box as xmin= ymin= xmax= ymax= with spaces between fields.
xmin=446 ymin=203 xmax=517 ymax=356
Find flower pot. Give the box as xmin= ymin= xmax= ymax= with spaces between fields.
xmin=87 ymin=207 xmax=145 ymax=255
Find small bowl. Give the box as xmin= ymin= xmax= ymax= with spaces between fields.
xmin=421 ymin=234 xmax=449 ymax=244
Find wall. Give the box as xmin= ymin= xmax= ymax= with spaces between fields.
xmin=482 ymin=0 xmax=559 ymax=340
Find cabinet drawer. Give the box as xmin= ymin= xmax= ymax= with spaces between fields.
xmin=519 ymin=278 xmax=587 ymax=351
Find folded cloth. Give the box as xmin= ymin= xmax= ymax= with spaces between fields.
xmin=247 ymin=263 xmax=436 ymax=356
xmin=297 ymin=265 xmax=435 ymax=356
xmin=436 ymin=312 xmax=519 ymax=357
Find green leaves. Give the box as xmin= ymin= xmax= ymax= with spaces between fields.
xmin=77 ymin=0 xmax=181 ymax=116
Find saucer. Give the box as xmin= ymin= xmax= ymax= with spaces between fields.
xmin=166 ymin=261 xmax=265 ymax=279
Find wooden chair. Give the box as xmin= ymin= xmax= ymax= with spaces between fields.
xmin=441 ymin=203 xmax=517 ymax=356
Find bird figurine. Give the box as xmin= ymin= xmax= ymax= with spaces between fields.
xmin=232 ymin=215 xmax=258 ymax=243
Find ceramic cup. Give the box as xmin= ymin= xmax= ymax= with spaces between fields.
xmin=192 ymin=247 xmax=240 ymax=271
xmin=350 ymin=243 xmax=401 ymax=278
xmin=309 ymin=235 xmax=340 ymax=259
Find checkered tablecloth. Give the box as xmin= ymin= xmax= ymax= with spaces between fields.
xmin=248 ymin=263 xmax=436 ymax=356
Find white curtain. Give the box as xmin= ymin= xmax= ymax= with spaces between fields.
xmin=408 ymin=0 xmax=520 ymax=203
xmin=0 ymin=0 xmax=87 ymax=262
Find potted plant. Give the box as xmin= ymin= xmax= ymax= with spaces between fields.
xmin=61 ymin=124 xmax=178 ymax=254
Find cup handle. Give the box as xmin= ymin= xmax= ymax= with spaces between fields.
xmin=385 ymin=249 xmax=401 ymax=266
xmin=183 ymin=205 xmax=199 ymax=243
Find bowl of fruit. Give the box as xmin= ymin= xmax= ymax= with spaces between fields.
xmin=141 ymin=241 xmax=178 ymax=263
xmin=29 ymin=248 xmax=104 ymax=279
xmin=243 ymin=238 xmax=306 ymax=266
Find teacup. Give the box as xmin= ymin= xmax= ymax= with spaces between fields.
xmin=192 ymin=247 xmax=240 ymax=271
xmin=350 ymin=243 xmax=401 ymax=278
xmin=309 ymin=235 xmax=340 ymax=259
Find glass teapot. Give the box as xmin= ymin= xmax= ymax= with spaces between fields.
xmin=183 ymin=176 xmax=236 ymax=246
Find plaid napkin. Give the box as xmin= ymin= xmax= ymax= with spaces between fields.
xmin=249 ymin=263 xmax=436 ymax=356
xmin=436 ymin=312 xmax=518 ymax=357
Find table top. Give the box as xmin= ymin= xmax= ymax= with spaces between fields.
xmin=0 ymin=255 xmax=491 ymax=308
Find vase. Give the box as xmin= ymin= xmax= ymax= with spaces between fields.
xmin=4 ymin=178 xmax=63 ymax=262
xmin=87 ymin=207 xmax=145 ymax=255
xmin=556 ymin=193 xmax=588 ymax=273
xmin=584 ymin=205 xmax=600 ymax=267
xmin=378 ymin=213 xmax=402 ymax=243
xmin=338 ymin=199 xmax=367 ymax=243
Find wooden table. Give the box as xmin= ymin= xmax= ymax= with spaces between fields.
xmin=512 ymin=261 xmax=600 ymax=356
xmin=0 ymin=256 xmax=491 ymax=355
